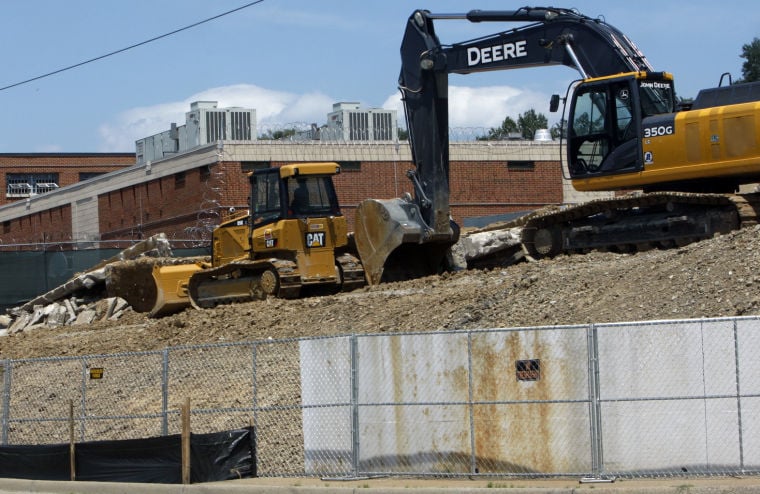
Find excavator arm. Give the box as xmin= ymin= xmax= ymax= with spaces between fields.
xmin=354 ymin=7 xmax=656 ymax=284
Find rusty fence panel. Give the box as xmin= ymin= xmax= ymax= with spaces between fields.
xmin=0 ymin=316 xmax=759 ymax=479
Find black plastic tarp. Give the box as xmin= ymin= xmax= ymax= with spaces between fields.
xmin=191 ymin=428 xmax=256 ymax=482
xmin=0 ymin=443 xmax=70 ymax=481
xmin=76 ymin=434 xmax=183 ymax=483
xmin=0 ymin=427 xmax=255 ymax=484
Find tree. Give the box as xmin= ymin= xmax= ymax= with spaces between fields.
xmin=260 ymin=128 xmax=297 ymax=140
xmin=477 ymin=115 xmax=519 ymax=141
xmin=517 ymin=109 xmax=549 ymax=140
xmin=740 ymin=37 xmax=760 ymax=83
xmin=478 ymin=110 xmax=549 ymax=141
xmin=550 ymin=119 xmax=567 ymax=140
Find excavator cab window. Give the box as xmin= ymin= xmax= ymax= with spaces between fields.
xmin=568 ymin=85 xmax=610 ymax=174
xmin=286 ymin=176 xmax=341 ymax=218
xmin=568 ymin=76 xmax=643 ymax=178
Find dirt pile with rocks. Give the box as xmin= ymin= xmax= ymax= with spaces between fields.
xmin=0 ymin=226 xmax=760 ymax=359
xmin=2 ymin=225 xmax=760 ymax=360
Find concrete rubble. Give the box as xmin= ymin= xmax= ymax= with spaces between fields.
xmin=0 ymin=234 xmax=173 ymax=336
xmin=0 ymin=296 xmax=131 ymax=336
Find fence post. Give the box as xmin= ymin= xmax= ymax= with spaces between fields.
xmin=79 ymin=357 xmax=88 ymax=442
xmin=181 ymin=397 xmax=191 ymax=484
xmin=467 ymin=332 xmax=476 ymax=475
xmin=69 ymin=399 xmax=76 ymax=481
xmin=732 ymin=319 xmax=745 ymax=473
xmin=350 ymin=335 xmax=359 ymax=478
xmin=1 ymin=360 xmax=11 ymax=445
xmin=587 ymin=323 xmax=603 ymax=477
xmin=162 ymin=349 xmax=170 ymax=436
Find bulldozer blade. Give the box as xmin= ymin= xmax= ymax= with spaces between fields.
xmin=149 ymin=263 xmax=204 ymax=317
xmin=353 ymin=197 xmax=455 ymax=285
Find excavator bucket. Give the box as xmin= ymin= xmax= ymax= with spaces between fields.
xmin=149 ymin=263 xmax=204 ymax=317
xmin=353 ymin=197 xmax=456 ymax=285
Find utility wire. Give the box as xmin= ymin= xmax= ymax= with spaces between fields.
xmin=0 ymin=0 xmax=265 ymax=92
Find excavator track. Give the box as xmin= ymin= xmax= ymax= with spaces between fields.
xmin=520 ymin=192 xmax=760 ymax=258
xmin=187 ymin=258 xmax=301 ymax=310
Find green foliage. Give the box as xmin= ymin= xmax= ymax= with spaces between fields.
xmin=550 ymin=119 xmax=566 ymax=139
xmin=517 ymin=109 xmax=548 ymax=140
xmin=477 ymin=115 xmax=519 ymax=141
xmin=740 ymin=37 xmax=760 ymax=82
xmin=260 ymin=128 xmax=297 ymax=140
xmin=478 ymin=110 xmax=549 ymax=141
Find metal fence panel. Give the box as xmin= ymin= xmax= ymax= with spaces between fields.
xmin=168 ymin=344 xmax=254 ymax=435
xmin=736 ymin=318 xmax=760 ymax=470
xmin=82 ymin=352 xmax=165 ymax=441
xmin=356 ymin=332 xmax=471 ymax=475
xmin=597 ymin=320 xmax=742 ymax=475
xmin=7 ymin=357 xmax=83 ymax=445
xmin=2 ymin=316 xmax=760 ymax=478
xmin=253 ymin=339 xmax=305 ymax=477
xmin=470 ymin=327 xmax=592 ymax=475
xmin=299 ymin=336 xmax=352 ymax=476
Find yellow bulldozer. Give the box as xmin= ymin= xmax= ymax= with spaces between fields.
xmin=140 ymin=162 xmax=365 ymax=317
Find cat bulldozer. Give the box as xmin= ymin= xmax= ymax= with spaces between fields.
xmin=352 ymin=7 xmax=760 ymax=284
xmin=147 ymin=162 xmax=365 ymax=317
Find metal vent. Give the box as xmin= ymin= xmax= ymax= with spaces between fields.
xmin=205 ymin=111 xmax=227 ymax=142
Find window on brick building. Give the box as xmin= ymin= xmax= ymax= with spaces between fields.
xmin=507 ymin=161 xmax=535 ymax=170
xmin=6 ymin=173 xmax=59 ymax=198
xmin=337 ymin=161 xmax=361 ymax=172
xmin=2 ymin=221 xmax=9 ymax=234
xmin=175 ymin=171 xmax=186 ymax=189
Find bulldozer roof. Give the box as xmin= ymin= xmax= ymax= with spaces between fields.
xmin=279 ymin=162 xmax=341 ymax=178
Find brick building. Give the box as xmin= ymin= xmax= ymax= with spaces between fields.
xmin=0 ymin=140 xmax=572 ymax=249
xmin=0 ymin=153 xmax=135 ymax=207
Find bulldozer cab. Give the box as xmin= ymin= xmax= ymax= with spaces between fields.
xmin=249 ymin=164 xmax=342 ymax=227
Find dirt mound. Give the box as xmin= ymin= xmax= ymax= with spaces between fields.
xmin=2 ymin=225 xmax=760 ymax=360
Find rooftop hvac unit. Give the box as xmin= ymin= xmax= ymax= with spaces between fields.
xmin=186 ymin=106 xmax=257 ymax=147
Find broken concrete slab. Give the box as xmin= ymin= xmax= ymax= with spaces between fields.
xmin=73 ymin=310 xmax=97 ymax=326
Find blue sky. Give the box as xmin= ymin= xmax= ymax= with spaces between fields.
xmin=0 ymin=1 xmax=757 ymax=152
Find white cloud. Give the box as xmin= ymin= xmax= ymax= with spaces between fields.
xmin=383 ymin=84 xmax=552 ymax=129
xmin=97 ymin=84 xmax=335 ymax=151
xmin=99 ymin=83 xmax=553 ymax=151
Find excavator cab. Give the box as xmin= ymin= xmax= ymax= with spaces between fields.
xmin=566 ymin=72 xmax=679 ymax=191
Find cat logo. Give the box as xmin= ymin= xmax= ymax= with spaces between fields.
xmin=264 ymin=230 xmax=276 ymax=248
xmin=306 ymin=232 xmax=326 ymax=248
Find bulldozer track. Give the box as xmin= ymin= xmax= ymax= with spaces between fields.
xmin=187 ymin=258 xmax=301 ymax=309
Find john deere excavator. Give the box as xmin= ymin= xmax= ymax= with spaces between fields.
xmin=352 ymin=7 xmax=760 ymax=281
xmin=145 ymin=162 xmax=365 ymax=316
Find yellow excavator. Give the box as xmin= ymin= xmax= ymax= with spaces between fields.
xmin=351 ymin=6 xmax=760 ymax=284
xmin=145 ymin=162 xmax=364 ymax=317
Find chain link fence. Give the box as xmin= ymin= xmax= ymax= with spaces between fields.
xmin=2 ymin=316 xmax=759 ymax=479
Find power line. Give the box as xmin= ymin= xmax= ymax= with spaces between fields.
xmin=0 ymin=0 xmax=265 ymax=92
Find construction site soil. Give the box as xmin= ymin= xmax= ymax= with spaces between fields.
xmin=3 ymin=224 xmax=760 ymax=360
